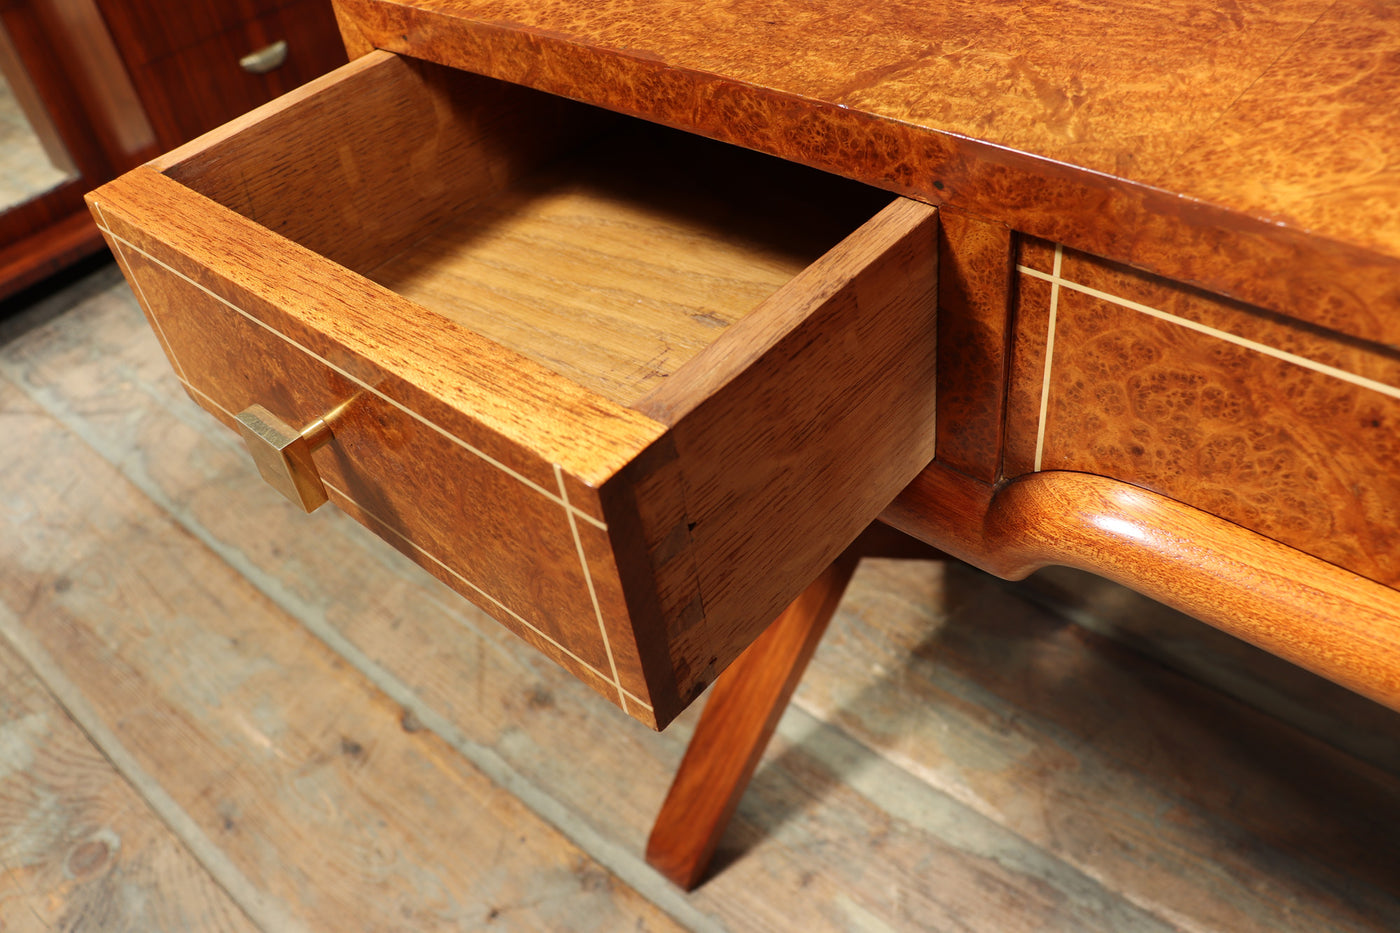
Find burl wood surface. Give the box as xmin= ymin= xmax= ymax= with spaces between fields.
xmin=933 ymin=209 xmax=1013 ymax=481
xmin=1007 ymin=237 xmax=1400 ymax=587
xmin=332 ymin=0 xmax=1400 ymax=345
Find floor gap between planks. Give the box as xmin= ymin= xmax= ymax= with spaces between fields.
xmin=0 ymin=258 xmax=1398 ymax=932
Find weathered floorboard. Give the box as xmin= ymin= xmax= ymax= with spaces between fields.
xmin=1024 ymin=565 xmax=1400 ymax=778
xmin=0 ymin=631 xmax=257 ymax=933
xmin=0 ymin=371 xmax=686 ymax=932
xmin=799 ymin=557 xmax=1400 ymax=933
xmin=0 ymin=265 xmax=1189 ymax=931
xmin=4 ymin=262 xmax=1400 ymax=930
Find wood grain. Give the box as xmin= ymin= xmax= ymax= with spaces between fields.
xmin=0 ymin=212 xmax=107 ymax=304
xmin=636 ymin=198 xmax=939 ymax=704
xmin=330 ymin=0 xmax=1400 ymax=345
xmin=0 ymin=0 xmax=153 ymax=300
xmin=160 ymin=50 xmax=886 ymax=407
xmin=645 ymin=521 xmax=943 ymax=890
xmin=155 ymin=50 xmax=608 ymax=287
xmin=1011 ymin=242 xmax=1400 ymax=586
xmin=12 ymin=271 xmax=1400 ymax=930
xmin=0 ymin=377 xmax=687 ymax=933
xmin=96 ymin=230 xmax=654 ymax=717
xmin=882 ymin=465 xmax=1400 ymax=712
xmin=126 ymin=0 xmax=348 ymax=149
xmin=1173 ymin=0 xmax=1400 ymax=271
xmin=23 ymin=0 xmax=153 ymax=165
xmin=373 ymin=122 xmax=885 ymax=406
xmin=646 ymin=549 xmax=860 ymax=890
xmin=797 ymin=552 xmax=1400 ymax=933
xmin=0 ymin=626 xmax=256 ymax=933
xmin=0 ymin=284 xmax=1161 ymax=931
xmin=1002 ymin=260 xmax=1052 ymax=477
xmin=933 ymin=208 xmax=1013 ymax=481
xmin=92 ymin=167 xmax=665 ymax=492
xmin=92 ymin=0 xmax=294 ymax=66
xmin=1022 ymin=564 xmax=1400 ymax=778
xmin=90 ymin=53 xmax=938 ymax=725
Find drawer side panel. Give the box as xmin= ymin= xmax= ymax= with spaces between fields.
xmin=649 ymin=199 xmax=941 ymax=701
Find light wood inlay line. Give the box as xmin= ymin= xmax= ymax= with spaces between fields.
xmin=556 ymin=463 xmax=626 ymax=711
xmin=93 ymin=203 xmax=190 ymax=385
xmin=1018 ymin=263 xmax=1400 ymax=402
xmin=319 ymin=474 xmax=652 ymax=713
xmin=92 ymin=216 xmax=610 ymax=530
xmin=175 ymin=377 xmax=650 ymax=709
xmin=1033 ymin=244 xmax=1063 ymax=472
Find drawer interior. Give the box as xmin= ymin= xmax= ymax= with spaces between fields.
xmin=163 ymin=54 xmax=891 ymax=407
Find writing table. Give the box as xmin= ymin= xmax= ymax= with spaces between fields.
xmin=89 ymin=0 xmax=1400 ymax=888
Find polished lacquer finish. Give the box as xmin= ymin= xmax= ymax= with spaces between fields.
xmin=331 ymin=0 xmax=1400 ymax=346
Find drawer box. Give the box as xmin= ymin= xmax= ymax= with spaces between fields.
xmin=86 ymin=50 xmax=939 ymax=728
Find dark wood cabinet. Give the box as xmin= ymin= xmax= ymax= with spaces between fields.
xmin=0 ymin=0 xmax=154 ymax=299
xmin=0 ymin=0 xmax=345 ymax=301
xmin=95 ymin=0 xmax=347 ymax=149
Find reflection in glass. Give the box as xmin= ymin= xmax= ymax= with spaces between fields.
xmin=0 ymin=21 xmax=76 ymax=213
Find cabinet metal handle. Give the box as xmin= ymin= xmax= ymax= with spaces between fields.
xmin=239 ymin=40 xmax=288 ymax=75
xmin=236 ymin=402 xmax=339 ymax=512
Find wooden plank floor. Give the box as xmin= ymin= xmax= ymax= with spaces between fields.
xmin=1 ymin=258 xmax=1398 ymax=931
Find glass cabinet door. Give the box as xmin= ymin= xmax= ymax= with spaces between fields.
xmin=0 ymin=0 xmax=156 ymax=301
xmin=0 ymin=20 xmax=77 ymax=213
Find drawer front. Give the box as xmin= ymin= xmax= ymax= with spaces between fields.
xmin=1006 ymin=236 xmax=1400 ymax=586
xmin=95 ymin=206 xmax=659 ymax=718
xmin=89 ymin=51 xmax=939 ymax=728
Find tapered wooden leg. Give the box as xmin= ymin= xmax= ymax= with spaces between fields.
xmin=645 ymin=553 xmax=858 ymax=889
xmin=645 ymin=522 xmax=943 ymax=890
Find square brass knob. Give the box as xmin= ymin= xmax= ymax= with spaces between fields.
xmin=236 ymin=404 xmax=333 ymax=513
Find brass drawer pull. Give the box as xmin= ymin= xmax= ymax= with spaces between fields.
xmin=236 ymin=402 xmax=343 ymax=512
xmin=239 ymin=40 xmax=288 ymax=75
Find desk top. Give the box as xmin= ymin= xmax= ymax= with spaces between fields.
xmin=332 ymin=0 xmax=1400 ymax=344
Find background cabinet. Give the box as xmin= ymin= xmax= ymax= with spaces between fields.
xmin=0 ymin=0 xmax=344 ymax=302
xmin=94 ymin=0 xmax=347 ymax=148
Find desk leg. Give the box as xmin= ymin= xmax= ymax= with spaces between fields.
xmin=645 ymin=523 xmax=941 ymax=889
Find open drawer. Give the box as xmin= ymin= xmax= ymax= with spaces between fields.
xmin=86 ymin=50 xmax=938 ymax=729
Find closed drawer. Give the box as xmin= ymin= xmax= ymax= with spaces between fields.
xmin=86 ymin=51 xmax=939 ymax=728
xmin=94 ymin=0 xmax=299 ymax=66
xmin=1006 ymin=236 xmax=1400 ymax=587
xmin=128 ymin=0 xmax=348 ymax=147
